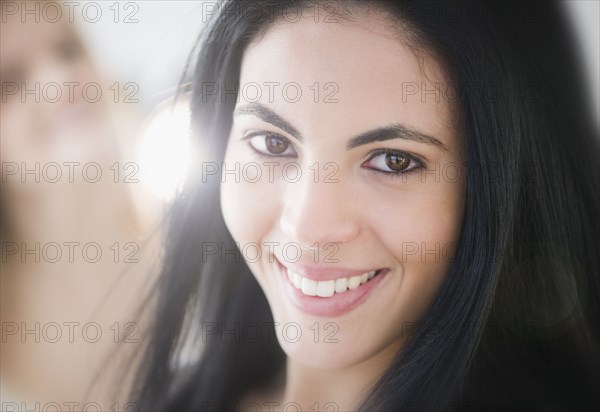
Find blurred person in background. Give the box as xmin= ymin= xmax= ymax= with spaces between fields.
xmin=1 ymin=0 xmax=162 ymax=408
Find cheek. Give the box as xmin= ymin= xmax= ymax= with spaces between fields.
xmin=369 ymin=178 xmax=465 ymax=321
xmin=0 ymin=104 xmax=38 ymax=155
xmin=220 ymin=145 xmax=282 ymax=248
xmin=74 ymin=59 xmax=99 ymax=83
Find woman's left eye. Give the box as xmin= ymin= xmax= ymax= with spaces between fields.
xmin=362 ymin=150 xmax=424 ymax=175
xmin=244 ymin=132 xmax=297 ymax=157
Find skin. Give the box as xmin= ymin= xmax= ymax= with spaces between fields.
xmin=220 ymin=8 xmax=466 ymax=410
xmin=0 ymin=14 xmax=123 ymax=240
xmin=0 ymin=15 xmax=114 ymax=162
xmin=0 ymin=12 xmax=155 ymax=406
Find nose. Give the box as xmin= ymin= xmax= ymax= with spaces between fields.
xmin=279 ymin=172 xmax=360 ymax=249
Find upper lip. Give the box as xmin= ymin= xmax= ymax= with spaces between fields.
xmin=275 ymin=256 xmax=384 ymax=282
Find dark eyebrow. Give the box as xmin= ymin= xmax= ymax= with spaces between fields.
xmin=233 ymin=103 xmax=448 ymax=152
xmin=233 ymin=103 xmax=302 ymax=140
xmin=347 ymin=124 xmax=449 ymax=152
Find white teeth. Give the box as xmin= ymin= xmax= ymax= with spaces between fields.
xmin=334 ymin=278 xmax=348 ymax=293
xmin=347 ymin=275 xmax=361 ymax=290
xmin=301 ymin=277 xmax=318 ymax=296
xmin=287 ymin=269 xmax=379 ymax=297
xmin=293 ymin=272 xmax=302 ymax=289
xmin=316 ymin=280 xmax=335 ymax=297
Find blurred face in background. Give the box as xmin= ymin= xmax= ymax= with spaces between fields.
xmin=0 ymin=9 xmax=122 ymax=239
xmin=0 ymin=4 xmax=143 ymax=404
xmin=1 ymin=11 xmax=115 ymax=163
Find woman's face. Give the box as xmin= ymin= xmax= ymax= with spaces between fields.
xmin=1 ymin=13 xmax=120 ymax=237
xmin=0 ymin=15 xmax=113 ymax=167
xmin=221 ymin=11 xmax=466 ymax=369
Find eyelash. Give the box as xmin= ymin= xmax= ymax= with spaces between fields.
xmin=242 ymin=131 xmax=297 ymax=159
xmin=362 ymin=148 xmax=425 ymax=178
xmin=241 ymin=131 xmax=426 ymax=178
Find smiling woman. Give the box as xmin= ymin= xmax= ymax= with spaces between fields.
xmin=130 ymin=1 xmax=599 ymax=411
xmin=220 ymin=9 xmax=465 ymax=386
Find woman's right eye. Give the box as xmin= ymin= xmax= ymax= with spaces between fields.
xmin=57 ymin=37 xmax=84 ymax=62
xmin=244 ymin=132 xmax=297 ymax=157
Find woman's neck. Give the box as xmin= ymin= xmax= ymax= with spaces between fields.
xmin=254 ymin=337 xmax=404 ymax=411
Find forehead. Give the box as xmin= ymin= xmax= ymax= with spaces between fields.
xmin=238 ymin=12 xmax=457 ymax=144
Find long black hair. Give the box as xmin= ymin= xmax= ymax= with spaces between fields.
xmin=131 ymin=1 xmax=600 ymax=410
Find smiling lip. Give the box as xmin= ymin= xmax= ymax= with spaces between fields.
xmin=275 ymin=257 xmax=389 ymax=317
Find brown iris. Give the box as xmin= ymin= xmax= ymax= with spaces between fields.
xmin=266 ymin=135 xmax=288 ymax=154
xmin=385 ymin=153 xmax=411 ymax=171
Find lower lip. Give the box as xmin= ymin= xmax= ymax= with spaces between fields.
xmin=276 ymin=260 xmax=389 ymax=318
